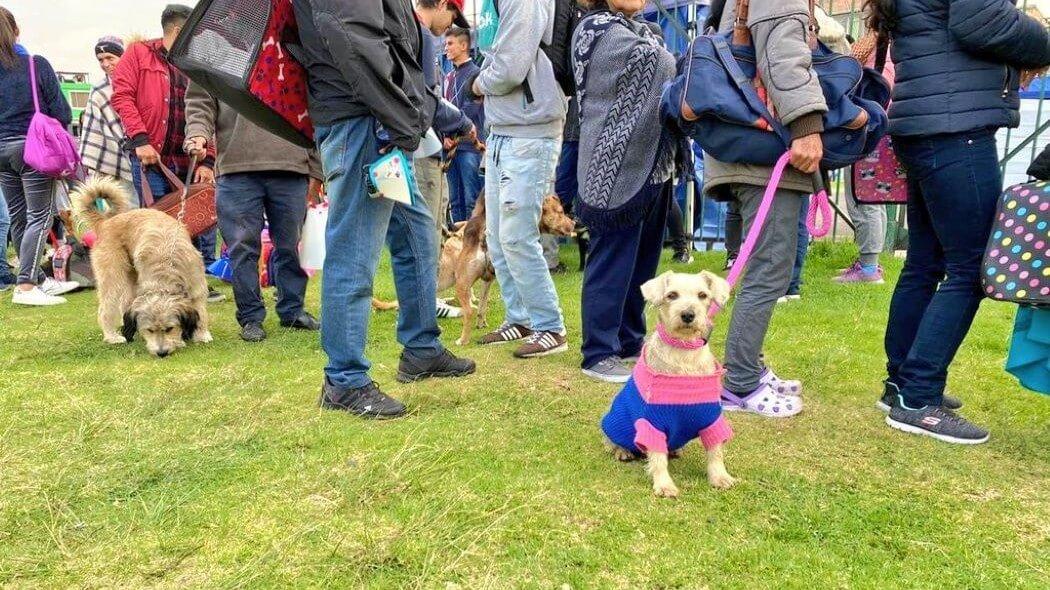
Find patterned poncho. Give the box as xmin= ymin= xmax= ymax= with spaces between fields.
xmin=572 ymin=12 xmax=677 ymax=232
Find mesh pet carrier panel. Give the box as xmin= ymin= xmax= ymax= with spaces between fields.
xmin=171 ymin=0 xmax=315 ymax=148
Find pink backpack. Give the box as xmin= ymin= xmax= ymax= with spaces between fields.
xmin=23 ymin=55 xmax=81 ymax=179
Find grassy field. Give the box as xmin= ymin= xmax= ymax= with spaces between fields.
xmin=1 ymin=242 xmax=1047 ymax=589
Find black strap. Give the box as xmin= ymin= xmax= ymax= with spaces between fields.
xmin=874 ymin=35 xmax=889 ymax=74
xmin=711 ymin=35 xmax=792 ymax=147
xmin=707 ymin=0 xmax=728 ymax=32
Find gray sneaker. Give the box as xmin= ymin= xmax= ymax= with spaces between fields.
xmin=582 ymin=356 xmax=633 ymax=384
xmin=886 ymin=401 xmax=989 ymax=445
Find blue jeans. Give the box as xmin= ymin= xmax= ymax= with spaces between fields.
xmin=447 ymin=149 xmax=484 ymax=223
xmin=216 ymin=172 xmax=309 ymax=326
xmin=787 ymin=195 xmax=810 ymax=295
xmin=317 ymin=116 xmax=443 ymax=389
xmin=885 ymin=130 xmax=1001 ymax=407
xmin=555 ymin=140 xmax=579 ymax=214
xmin=484 ymin=135 xmax=565 ymax=334
xmin=131 ymin=156 xmax=217 ymax=266
xmin=582 ymin=181 xmax=670 ymax=368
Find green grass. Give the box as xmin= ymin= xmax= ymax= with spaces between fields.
xmin=1 ymin=242 xmax=1047 ymax=589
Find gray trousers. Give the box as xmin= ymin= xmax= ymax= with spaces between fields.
xmin=844 ymin=191 xmax=887 ymax=263
xmin=724 ymin=183 xmax=807 ymax=394
xmin=413 ymin=156 xmax=449 ymax=248
xmin=0 ymin=140 xmax=56 ymax=285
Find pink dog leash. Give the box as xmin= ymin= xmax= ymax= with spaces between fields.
xmin=709 ymin=153 xmax=830 ymax=320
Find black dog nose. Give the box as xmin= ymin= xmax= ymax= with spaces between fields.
xmin=681 ymin=312 xmax=696 ymax=324
xmin=156 ymin=350 xmax=170 ymax=358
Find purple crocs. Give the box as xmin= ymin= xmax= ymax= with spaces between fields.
xmin=721 ymin=383 xmax=802 ymax=418
xmin=760 ymin=367 xmax=802 ymax=397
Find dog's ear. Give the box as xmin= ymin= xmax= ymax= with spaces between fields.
xmin=179 ymin=308 xmax=200 ymax=341
xmin=641 ymin=271 xmax=674 ymax=305
xmin=700 ymin=271 xmax=732 ymax=307
xmin=121 ymin=311 xmax=138 ymax=342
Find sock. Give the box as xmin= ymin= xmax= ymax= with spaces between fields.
xmin=859 ymin=253 xmax=879 ymax=273
xmin=861 ymin=263 xmax=878 ymax=274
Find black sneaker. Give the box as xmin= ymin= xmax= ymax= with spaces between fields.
xmin=396 ymin=349 xmax=476 ymax=383
xmin=886 ymin=400 xmax=989 ymax=445
xmin=877 ymin=381 xmax=963 ymax=413
xmin=281 ymin=311 xmax=320 ymax=331
xmin=320 ymin=379 xmax=406 ymax=419
xmin=240 ymin=323 xmax=266 ymax=342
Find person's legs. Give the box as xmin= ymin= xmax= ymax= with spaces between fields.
xmin=413 ymin=156 xmax=448 ymax=243
xmin=494 ymin=136 xmax=565 ymax=333
xmin=130 ymin=156 xmax=172 ymax=207
xmin=884 ymin=140 xmax=946 ymax=392
xmin=666 ymin=196 xmax=689 ymax=253
xmin=194 ymin=229 xmax=218 ymax=267
xmin=0 ymin=141 xmax=57 ymax=286
xmin=318 ymin=118 xmax=398 ymax=390
xmin=619 ymin=182 xmax=673 ymax=358
xmin=554 ymin=140 xmax=579 ymax=215
xmin=261 ymin=172 xmax=310 ymax=323
xmin=723 ymin=184 xmax=805 ymax=395
xmin=787 ymin=195 xmax=809 ymax=296
xmin=725 ymin=198 xmax=742 ymax=263
xmin=447 ymin=153 xmax=466 ymax=224
xmin=0 ymin=143 xmax=27 ymax=269
xmin=216 ymin=173 xmax=267 ymax=327
xmin=892 ymin=131 xmax=1001 ymax=407
xmin=458 ymin=150 xmax=484 ymax=220
xmin=582 ymin=222 xmax=645 ymax=369
xmin=385 ymin=190 xmax=443 ymax=358
xmin=485 ymin=136 xmax=529 ymax=329
xmin=845 ymin=196 xmax=887 ymax=267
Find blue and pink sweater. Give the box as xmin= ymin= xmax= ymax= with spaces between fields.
xmin=601 ymin=350 xmax=732 ymax=455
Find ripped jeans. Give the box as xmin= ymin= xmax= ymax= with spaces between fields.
xmin=484 ymin=135 xmax=565 ymax=334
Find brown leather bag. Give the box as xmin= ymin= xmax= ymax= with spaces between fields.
xmin=140 ymin=159 xmax=217 ymax=237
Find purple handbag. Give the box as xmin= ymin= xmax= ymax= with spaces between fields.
xmin=23 ymin=55 xmax=80 ymax=179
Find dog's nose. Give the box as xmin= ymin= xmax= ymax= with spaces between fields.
xmin=681 ymin=311 xmax=696 ymax=324
xmin=156 ymin=350 xmax=170 ymax=358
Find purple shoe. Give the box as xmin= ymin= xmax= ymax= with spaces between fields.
xmin=760 ymin=367 xmax=802 ymax=397
xmin=721 ymin=383 xmax=803 ymax=418
xmin=835 ymin=262 xmax=885 ymax=284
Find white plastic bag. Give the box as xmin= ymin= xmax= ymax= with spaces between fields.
xmin=300 ymin=200 xmax=328 ymax=271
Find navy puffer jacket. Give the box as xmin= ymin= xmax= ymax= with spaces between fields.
xmin=890 ymin=0 xmax=1050 ymax=136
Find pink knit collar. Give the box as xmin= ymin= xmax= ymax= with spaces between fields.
xmin=656 ymin=323 xmax=707 ymax=350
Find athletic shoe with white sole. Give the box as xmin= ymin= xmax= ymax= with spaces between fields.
xmin=436 ymin=299 xmax=463 ymax=319
xmin=40 ymin=277 xmax=79 ymax=296
xmin=477 ymin=323 xmax=533 ymax=346
xmin=876 ymin=381 xmax=963 ymax=413
xmin=12 ymin=286 xmax=67 ymax=306
xmin=514 ymin=331 xmax=568 ymax=358
xmin=776 ymin=293 xmax=802 ymax=304
xmin=582 ymin=356 xmax=632 ymax=383
xmin=885 ymin=401 xmax=989 ymax=445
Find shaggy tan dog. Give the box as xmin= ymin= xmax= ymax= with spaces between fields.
xmin=72 ymin=176 xmax=212 ymax=357
xmin=439 ymin=194 xmax=575 ymax=346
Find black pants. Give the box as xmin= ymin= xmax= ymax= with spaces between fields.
xmin=0 ymin=140 xmax=55 ymax=285
xmin=581 ymin=181 xmax=671 ymax=368
xmin=216 ymin=171 xmax=309 ymax=327
xmin=666 ymin=197 xmax=689 ymax=251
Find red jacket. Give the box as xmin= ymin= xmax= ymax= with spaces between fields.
xmin=110 ymin=39 xmax=215 ymax=160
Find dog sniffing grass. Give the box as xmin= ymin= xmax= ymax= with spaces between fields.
xmin=0 ymin=242 xmax=1046 ymax=588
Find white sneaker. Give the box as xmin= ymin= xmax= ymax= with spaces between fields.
xmin=41 ymin=277 xmax=80 ymax=296
xmin=776 ymin=294 xmax=802 ymax=304
xmin=12 ymin=286 xmax=67 ymax=306
xmin=436 ymin=299 xmax=463 ymax=319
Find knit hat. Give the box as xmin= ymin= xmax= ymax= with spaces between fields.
xmin=95 ymin=35 xmax=124 ymax=57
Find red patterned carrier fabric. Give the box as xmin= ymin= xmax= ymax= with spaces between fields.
xmin=169 ymin=0 xmax=314 ymax=148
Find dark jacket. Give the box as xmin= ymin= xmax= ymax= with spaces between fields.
xmin=445 ymin=60 xmax=486 ymax=151
xmin=1028 ymin=144 xmax=1050 ymax=181
xmin=0 ymin=54 xmax=71 ymax=141
xmin=292 ymin=0 xmax=468 ymax=152
xmin=889 ymin=0 xmax=1050 ymax=136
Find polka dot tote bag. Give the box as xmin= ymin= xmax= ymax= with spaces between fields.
xmin=982 ymin=181 xmax=1050 ymax=306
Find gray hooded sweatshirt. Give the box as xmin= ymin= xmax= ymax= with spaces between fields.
xmin=475 ymin=0 xmax=566 ymax=139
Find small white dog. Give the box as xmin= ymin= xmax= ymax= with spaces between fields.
xmin=601 ymin=270 xmax=736 ymax=498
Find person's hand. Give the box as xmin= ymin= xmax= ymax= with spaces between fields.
xmin=466 ymin=124 xmax=478 ymax=144
xmin=184 ymin=136 xmax=208 ymax=158
xmin=1020 ymin=67 xmax=1048 ymax=90
xmin=443 ymin=137 xmax=456 ymax=151
xmin=790 ymin=134 xmax=823 ymax=174
xmin=194 ymin=166 xmax=215 ymax=184
xmin=135 ymin=144 xmax=160 ymax=166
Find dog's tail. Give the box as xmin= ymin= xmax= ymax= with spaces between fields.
xmin=71 ymin=175 xmax=133 ymax=230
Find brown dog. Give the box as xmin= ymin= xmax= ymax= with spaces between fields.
xmin=72 ymin=176 xmax=212 ymax=357
xmin=439 ymin=194 xmax=575 ymax=346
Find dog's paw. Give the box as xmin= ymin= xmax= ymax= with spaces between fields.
xmin=653 ymin=481 xmax=680 ymax=499
xmin=610 ymin=447 xmax=636 ymax=462
xmin=103 ymin=334 xmax=127 ymax=345
xmin=193 ymin=331 xmax=214 ymax=344
xmin=476 ymin=318 xmax=488 ymax=329
xmin=708 ymin=471 xmax=738 ymax=490
xmin=455 ymin=336 xmax=469 ymax=347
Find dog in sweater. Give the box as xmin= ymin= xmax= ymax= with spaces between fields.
xmin=601 ymin=270 xmax=735 ymax=498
